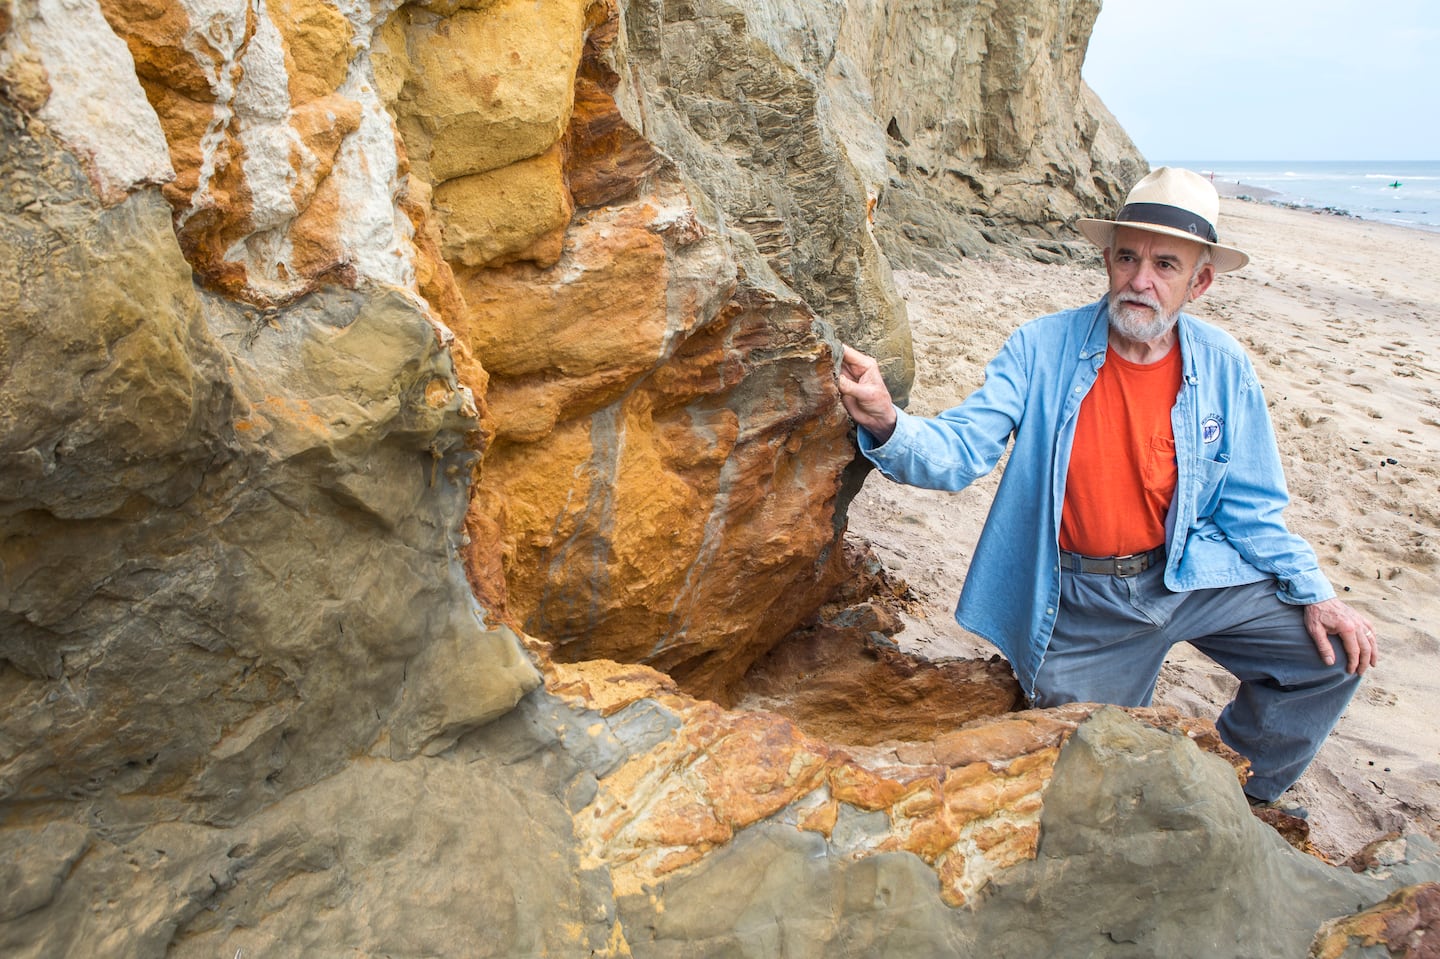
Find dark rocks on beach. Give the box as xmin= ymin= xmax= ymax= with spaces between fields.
xmin=1226 ymin=182 xmax=1357 ymax=220
xmin=1275 ymin=201 xmax=1358 ymax=219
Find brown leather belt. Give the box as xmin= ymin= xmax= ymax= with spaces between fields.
xmin=1058 ymin=545 xmax=1166 ymax=578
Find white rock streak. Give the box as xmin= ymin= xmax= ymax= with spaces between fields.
xmin=177 ymin=0 xmax=246 ymax=229
xmin=6 ymin=0 xmax=417 ymax=300
xmin=4 ymin=0 xmax=173 ymax=203
xmin=332 ymin=62 xmax=416 ymax=292
xmin=225 ymin=0 xmax=301 ymax=297
xmin=178 ymin=0 xmax=415 ymax=300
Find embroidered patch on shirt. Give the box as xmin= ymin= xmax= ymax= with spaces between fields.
xmin=1201 ymin=415 xmax=1224 ymax=444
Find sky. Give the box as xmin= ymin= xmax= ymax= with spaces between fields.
xmin=1082 ymin=0 xmax=1440 ymax=162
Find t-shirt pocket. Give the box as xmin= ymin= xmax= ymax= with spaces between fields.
xmin=1144 ymin=435 xmax=1178 ymax=515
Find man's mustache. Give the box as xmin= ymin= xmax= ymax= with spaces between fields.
xmin=1115 ymin=292 xmax=1163 ymax=311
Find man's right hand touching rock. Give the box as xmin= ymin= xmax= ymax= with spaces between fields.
xmin=836 ymin=345 xmax=897 ymax=444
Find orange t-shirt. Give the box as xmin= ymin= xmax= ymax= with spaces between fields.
xmin=1059 ymin=346 xmax=1183 ymax=557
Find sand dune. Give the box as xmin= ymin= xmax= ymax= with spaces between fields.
xmin=847 ymin=198 xmax=1440 ymax=858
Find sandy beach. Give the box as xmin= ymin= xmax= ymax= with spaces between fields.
xmin=847 ymin=196 xmax=1440 ymax=859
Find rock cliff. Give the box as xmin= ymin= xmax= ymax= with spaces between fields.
xmin=1 ymin=0 xmax=1435 ymax=955
xmin=839 ymin=0 xmax=1149 ymax=271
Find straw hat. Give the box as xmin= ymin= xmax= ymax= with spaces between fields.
xmin=1077 ymin=166 xmax=1249 ymax=273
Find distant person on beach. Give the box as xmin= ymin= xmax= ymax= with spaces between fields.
xmin=836 ymin=167 xmax=1378 ymax=809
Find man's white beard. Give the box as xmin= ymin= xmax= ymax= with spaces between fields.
xmin=1107 ymin=290 xmax=1180 ymax=343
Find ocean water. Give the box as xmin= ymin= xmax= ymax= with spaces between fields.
xmin=1162 ymin=160 xmax=1440 ymax=233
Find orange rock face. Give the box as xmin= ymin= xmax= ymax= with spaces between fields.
xmin=421 ymin=2 xmax=856 ymax=702
xmin=462 ymin=227 xmax=855 ymax=701
xmin=91 ymin=0 xmax=877 ymax=706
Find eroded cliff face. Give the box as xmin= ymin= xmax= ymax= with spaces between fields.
xmin=2 ymin=0 xmax=1435 ymax=955
xmin=371 ymin=0 xmax=877 ymax=702
xmin=842 ymin=0 xmax=1149 ymax=269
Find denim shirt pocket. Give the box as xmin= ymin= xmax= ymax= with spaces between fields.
xmin=1191 ymin=452 xmax=1230 ymax=519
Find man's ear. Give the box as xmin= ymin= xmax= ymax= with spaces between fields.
xmin=1188 ymin=262 xmax=1216 ymax=301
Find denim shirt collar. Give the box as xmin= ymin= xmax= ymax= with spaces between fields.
xmin=1079 ymin=297 xmax=1108 ymax=362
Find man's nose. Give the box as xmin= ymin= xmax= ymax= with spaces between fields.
xmin=1129 ymin=262 xmax=1159 ymax=290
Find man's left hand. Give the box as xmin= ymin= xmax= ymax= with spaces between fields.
xmin=1304 ymin=598 xmax=1379 ymax=675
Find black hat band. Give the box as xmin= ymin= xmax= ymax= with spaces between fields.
xmin=1115 ymin=202 xmax=1219 ymax=243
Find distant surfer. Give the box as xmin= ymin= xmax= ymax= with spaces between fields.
xmin=1388 ymin=180 xmax=1402 ymax=189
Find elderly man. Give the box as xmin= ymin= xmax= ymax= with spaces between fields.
xmin=838 ymin=167 xmax=1378 ymax=807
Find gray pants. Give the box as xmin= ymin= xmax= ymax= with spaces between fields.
xmin=1032 ymin=563 xmax=1361 ymax=801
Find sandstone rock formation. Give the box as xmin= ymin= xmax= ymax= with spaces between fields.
xmin=2 ymin=0 xmax=1437 ymax=955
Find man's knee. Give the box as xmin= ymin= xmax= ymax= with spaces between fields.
xmin=1027 ymin=668 xmax=1156 ymax=710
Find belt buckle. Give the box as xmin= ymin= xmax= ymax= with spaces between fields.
xmin=1113 ymin=552 xmax=1146 ymax=577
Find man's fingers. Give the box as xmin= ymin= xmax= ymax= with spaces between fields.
xmin=1341 ymin=626 xmax=1362 ymax=674
xmin=837 ymin=344 xmax=885 ymax=401
xmin=1356 ymin=621 xmax=1379 ymax=673
xmin=840 ymin=344 xmax=878 ymax=380
xmin=834 ymin=344 xmax=898 ymax=440
xmin=1342 ymin=616 xmax=1379 ymax=675
xmin=1305 ymin=599 xmax=1380 ymax=675
xmin=1307 ymin=619 xmax=1337 ymax=667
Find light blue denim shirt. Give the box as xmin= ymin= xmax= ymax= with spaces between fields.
xmin=858 ymin=297 xmax=1335 ymax=695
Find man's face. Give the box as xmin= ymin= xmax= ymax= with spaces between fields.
xmin=1103 ymin=226 xmax=1215 ymax=344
